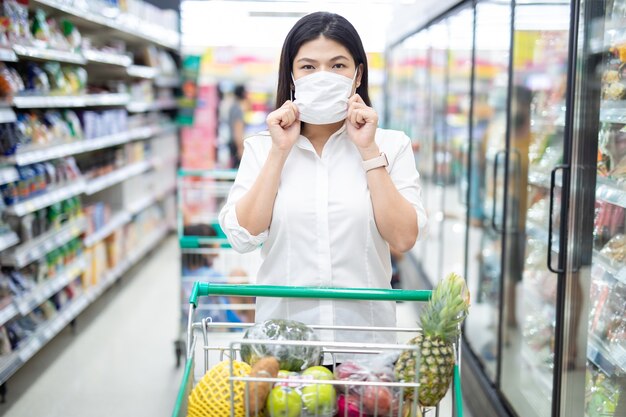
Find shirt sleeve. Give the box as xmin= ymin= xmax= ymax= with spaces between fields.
xmin=388 ymin=134 xmax=428 ymax=241
xmin=218 ymin=138 xmax=269 ymax=253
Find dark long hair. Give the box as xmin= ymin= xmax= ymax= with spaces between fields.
xmin=275 ymin=12 xmax=371 ymax=109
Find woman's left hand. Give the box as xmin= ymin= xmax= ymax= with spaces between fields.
xmin=346 ymin=94 xmax=379 ymax=156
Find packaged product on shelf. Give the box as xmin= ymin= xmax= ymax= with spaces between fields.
xmin=63 ymin=67 xmax=87 ymax=94
xmin=0 ymin=63 xmax=25 ymax=100
xmin=43 ymin=62 xmax=68 ymax=94
xmin=599 ymin=234 xmax=626 ymax=264
xmin=586 ymin=366 xmax=621 ymax=417
xmin=593 ymin=201 xmax=625 ymax=249
xmin=0 ymin=326 xmax=12 ymax=355
xmin=24 ymin=62 xmax=50 ymax=93
xmin=3 ymin=0 xmax=31 ymax=44
xmin=60 ymin=19 xmax=81 ymax=51
xmin=30 ymin=9 xmax=50 ymax=45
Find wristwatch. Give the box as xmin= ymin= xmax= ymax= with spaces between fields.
xmin=362 ymin=152 xmax=389 ymax=172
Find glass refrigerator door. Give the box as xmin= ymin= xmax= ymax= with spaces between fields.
xmin=465 ymin=0 xmax=512 ymax=383
xmin=441 ymin=7 xmax=474 ymax=281
xmin=499 ymin=2 xmax=572 ymax=417
xmin=561 ymin=1 xmax=626 ymax=416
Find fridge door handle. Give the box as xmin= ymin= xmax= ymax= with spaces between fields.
xmin=547 ymin=164 xmax=569 ymax=274
xmin=491 ymin=150 xmax=506 ymax=232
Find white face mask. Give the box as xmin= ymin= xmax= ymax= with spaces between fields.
xmin=292 ymin=70 xmax=357 ymax=125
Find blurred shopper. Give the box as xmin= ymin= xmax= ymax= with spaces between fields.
xmin=228 ymin=85 xmax=248 ymax=168
xmin=219 ymin=12 xmax=427 ymax=344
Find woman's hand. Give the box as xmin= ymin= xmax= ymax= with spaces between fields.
xmin=266 ymin=101 xmax=301 ymax=153
xmin=346 ymin=94 xmax=379 ymax=158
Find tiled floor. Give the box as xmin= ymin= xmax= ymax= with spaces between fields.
xmin=0 ymin=237 xmax=474 ymax=417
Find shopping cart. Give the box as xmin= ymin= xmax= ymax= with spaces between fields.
xmin=176 ymin=170 xmax=262 ymax=366
xmin=173 ymin=282 xmax=464 ymax=417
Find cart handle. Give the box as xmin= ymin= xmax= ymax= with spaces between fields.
xmin=189 ymin=282 xmax=432 ymax=307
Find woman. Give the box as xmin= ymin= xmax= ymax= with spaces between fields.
xmin=219 ymin=12 xmax=427 ymax=344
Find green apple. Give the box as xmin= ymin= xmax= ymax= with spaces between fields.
xmin=267 ymin=386 xmax=302 ymax=417
xmin=301 ymin=366 xmax=334 ymax=381
xmin=301 ymin=383 xmax=337 ymax=416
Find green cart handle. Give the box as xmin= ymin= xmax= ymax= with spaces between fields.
xmin=189 ymin=282 xmax=431 ymax=307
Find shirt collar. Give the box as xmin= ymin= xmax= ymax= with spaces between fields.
xmin=296 ymin=122 xmax=348 ymax=152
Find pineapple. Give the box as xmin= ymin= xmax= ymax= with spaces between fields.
xmin=395 ymin=272 xmax=470 ymax=407
xmin=188 ymin=360 xmax=252 ymax=417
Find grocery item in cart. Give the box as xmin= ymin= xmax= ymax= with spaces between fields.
xmin=395 ymin=272 xmax=469 ymax=407
xmin=335 ymin=353 xmax=401 ymax=416
xmin=241 ymin=319 xmax=322 ymax=372
xmin=187 ymin=360 xmax=251 ymax=417
xmin=246 ymin=357 xmax=279 ymax=415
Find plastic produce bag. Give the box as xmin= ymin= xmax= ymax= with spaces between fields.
xmin=334 ymin=352 xmax=402 ymax=416
xmin=241 ymin=319 xmax=322 ymax=372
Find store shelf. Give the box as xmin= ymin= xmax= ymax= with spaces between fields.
xmin=0 ymin=107 xmax=17 ymax=124
xmin=126 ymin=65 xmax=159 ymax=79
xmin=592 ymin=250 xmax=626 ymax=285
xmin=12 ymin=93 xmax=130 ymax=109
xmin=4 ymin=180 xmax=86 ymax=217
xmin=84 ymin=211 xmax=131 ymax=247
xmin=0 ymin=224 xmax=168 ymax=385
xmin=596 ymin=178 xmax=626 ymax=209
xmin=86 ymin=225 xmax=168 ymax=302
xmin=0 ymin=217 xmax=86 ymax=268
xmin=12 ymin=256 xmax=86 ymax=317
xmin=127 ymin=184 xmax=175 ymax=216
xmin=0 ymin=231 xmax=20 ymax=253
xmin=3 ymin=125 xmax=156 ymax=166
xmin=29 ymin=0 xmax=180 ymax=50
xmin=0 ymin=303 xmax=18 ymax=327
xmin=0 ymin=48 xmax=17 ymax=62
xmin=12 ymin=44 xmax=86 ymax=65
xmin=0 ymin=285 xmax=89 ymax=384
xmin=0 ymin=166 xmax=19 ymax=185
xmin=588 ymin=335 xmax=626 ymax=378
xmin=84 ymin=160 xmax=151 ymax=195
xmin=127 ymin=98 xmax=178 ymax=113
xmin=155 ymin=76 xmax=180 ymax=88
xmin=599 ymin=105 xmax=626 ymax=125
xmin=82 ymin=49 xmax=132 ymax=67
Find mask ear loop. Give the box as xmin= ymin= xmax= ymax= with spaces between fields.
xmin=290 ymin=73 xmax=295 ymax=102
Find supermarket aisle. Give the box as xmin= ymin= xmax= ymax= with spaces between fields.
xmin=0 ymin=236 xmax=182 ymax=417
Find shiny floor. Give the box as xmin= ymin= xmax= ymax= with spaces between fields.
xmin=0 ymin=237 xmax=473 ymax=417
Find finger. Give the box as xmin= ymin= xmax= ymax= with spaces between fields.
xmin=349 ymin=94 xmax=364 ymax=105
xmin=349 ymin=101 xmax=366 ymax=112
xmin=355 ymin=109 xmax=367 ymax=125
xmin=289 ymin=102 xmax=300 ymax=120
xmin=350 ymin=108 xmax=360 ymax=127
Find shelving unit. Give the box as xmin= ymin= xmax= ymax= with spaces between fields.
xmin=0 ymin=107 xmax=17 ymax=124
xmin=84 ymin=212 xmax=131 ymax=248
xmin=12 ymin=44 xmax=86 ymax=65
xmin=12 ymin=93 xmax=130 ymax=109
xmin=2 ymin=124 xmax=169 ymax=166
xmin=127 ymin=65 xmax=159 ymax=79
xmin=0 ymin=167 xmax=19 ymax=185
xmin=82 ymin=49 xmax=133 ymax=67
xmin=0 ymin=217 xmax=86 ymax=268
xmin=84 ymin=160 xmax=152 ymax=195
xmin=0 ymin=48 xmax=18 ymax=62
xmin=587 ymin=334 xmax=626 ymax=378
xmin=593 ymin=250 xmax=626 ymax=285
xmin=0 ymin=0 xmax=179 ymax=392
xmin=595 ymin=177 xmax=626 ymax=209
xmin=29 ymin=0 xmax=180 ymax=50
xmin=0 ymin=223 xmax=168 ymax=385
xmin=4 ymin=180 xmax=86 ymax=217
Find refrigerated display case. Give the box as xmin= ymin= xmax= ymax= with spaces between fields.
xmin=560 ymin=1 xmax=626 ymax=417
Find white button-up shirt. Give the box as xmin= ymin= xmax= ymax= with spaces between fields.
xmin=219 ymin=124 xmax=427 ymax=344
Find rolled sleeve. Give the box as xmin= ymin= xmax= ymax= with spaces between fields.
xmin=388 ymin=134 xmax=428 ymax=241
xmin=218 ymin=138 xmax=269 ymax=253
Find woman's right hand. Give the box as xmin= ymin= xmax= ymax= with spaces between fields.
xmin=266 ymin=101 xmax=300 ymax=152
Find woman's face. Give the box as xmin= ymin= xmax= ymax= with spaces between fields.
xmin=292 ymin=35 xmax=362 ymax=88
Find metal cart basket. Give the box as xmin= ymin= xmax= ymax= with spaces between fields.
xmin=173 ymin=282 xmax=464 ymax=417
